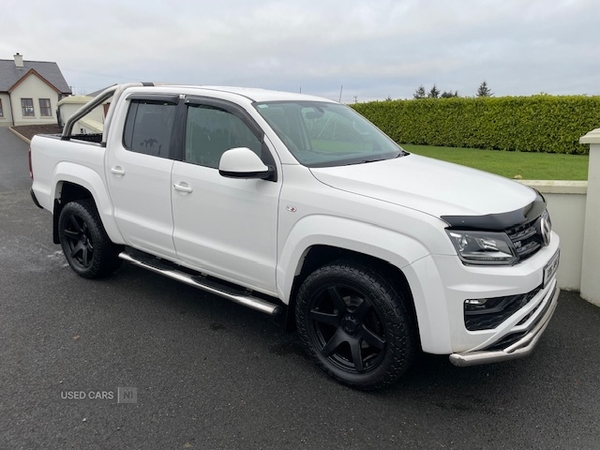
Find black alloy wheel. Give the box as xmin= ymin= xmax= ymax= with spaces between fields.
xmin=58 ymin=199 xmax=122 ymax=278
xmin=62 ymin=213 xmax=94 ymax=270
xmin=296 ymin=261 xmax=416 ymax=390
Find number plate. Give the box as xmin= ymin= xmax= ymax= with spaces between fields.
xmin=543 ymin=249 xmax=560 ymax=288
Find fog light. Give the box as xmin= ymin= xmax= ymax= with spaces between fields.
xmin=465 ymin=299 xmax=487 ymax=306
xmin=465 ymin=298 xmax=490 ymax=311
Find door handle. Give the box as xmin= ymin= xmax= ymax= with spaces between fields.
xmin=173 ymin=182 xmax=193 ymax=193
xmin=110 ymin=166 xmax=126 ymax=176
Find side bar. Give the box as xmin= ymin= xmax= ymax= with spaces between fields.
xmin=118 ymin=252 xmax=283 ymax=317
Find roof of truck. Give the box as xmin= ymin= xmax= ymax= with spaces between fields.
xmin=148 ymin=84 xmax=337 ymax=104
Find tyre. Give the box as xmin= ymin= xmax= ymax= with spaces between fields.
xmin=295 ymin=261 xmax=417 ymax=390
xmin=58 ymin=199 xmax=122 ymax=279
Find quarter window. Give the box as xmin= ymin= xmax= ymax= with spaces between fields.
xmin=0 ymin=99 xmax=4 ymax=117
xmin=185 ymin=105 xmax=262 ymax=168
xmin=21 ymin=98 xmax=34 ymax=117
xmin=123 ymin=100 xmax=177 ymax=157
xmin=39 ymin=98 xmax=52 ymax=116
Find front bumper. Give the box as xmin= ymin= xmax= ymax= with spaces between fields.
xmin=449 ymin=280 xmax=559 ymax=367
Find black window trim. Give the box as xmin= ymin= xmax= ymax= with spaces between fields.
xmin=121 ymin=95 xmax=182 ymax=160
xmin=127 ymin=93 xmax=180 ymax=105
xmin=184 ymin=96 xmax=264 ymax=140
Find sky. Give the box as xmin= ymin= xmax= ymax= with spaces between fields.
xmin=2 ymin=0 xmax=599 ymax=102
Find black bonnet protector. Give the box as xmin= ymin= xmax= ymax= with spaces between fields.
xmin=441 ymin=193 xmax=546 ymax=231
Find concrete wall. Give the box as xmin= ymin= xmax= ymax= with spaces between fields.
xmin=580 ymin=129 xmax=600 ymax=306
xmin=518 ymin=128 xmax=600 ymax=307
xmin=520 ymin=181 xmax=587 ymax=291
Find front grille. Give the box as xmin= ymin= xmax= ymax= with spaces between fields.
xmin=465 ymin=285 xmax=542 ymax=331
xmin=506 ymin=216 xmax=545 ymax=261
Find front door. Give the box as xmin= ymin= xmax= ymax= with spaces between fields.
xmin=171 ymin=100 xmax=281 ymax=294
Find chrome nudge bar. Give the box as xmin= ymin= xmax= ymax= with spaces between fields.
xmin=449 ymin=282 xmax=559 ymax=367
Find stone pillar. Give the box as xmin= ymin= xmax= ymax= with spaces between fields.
xmin=579 ymin=128 xmax=600 ymax=306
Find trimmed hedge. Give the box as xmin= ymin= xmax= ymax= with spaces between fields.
xmin=351 ymin=96 xmax=600 ymax=154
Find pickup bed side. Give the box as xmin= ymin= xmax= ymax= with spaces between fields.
xmin=31 ymin=135 xmax=125 ymax=246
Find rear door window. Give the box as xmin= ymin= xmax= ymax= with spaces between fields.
xmin=123 ymin=99 xmax=177 ymax=158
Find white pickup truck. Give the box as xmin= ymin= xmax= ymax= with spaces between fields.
xmin=29 ymin=83 xmax=560 ymax=389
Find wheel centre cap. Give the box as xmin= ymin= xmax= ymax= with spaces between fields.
xmin=342 ymin=315 xmax=359 ymax=335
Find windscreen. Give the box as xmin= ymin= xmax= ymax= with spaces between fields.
xmin=254 ymin=101 xmax=405 ymax=167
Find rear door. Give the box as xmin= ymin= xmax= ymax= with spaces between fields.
xmin=106 ymin=94 xmax=179 ymax=259
xmin=171 ymin=97 xmax=281 ymax=294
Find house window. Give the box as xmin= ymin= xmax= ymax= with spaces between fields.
xmin=21 ymin=98 xmax=35 ymax=117
xmin=0 ymin=99 xmax=4 ymax=117
xmin=39 ymin=99 xmax=52 ymax=116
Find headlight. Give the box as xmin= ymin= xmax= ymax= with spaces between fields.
xmin=446 ymin=230 xmax=517 ymax=265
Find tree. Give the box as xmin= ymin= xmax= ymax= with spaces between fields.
xmin=441 ymin=90 xmax=459 ymax=98
xmin=477 ymin=81 xmax=493 ymax=97
xmin=427 ymin=84 xmax=440 ymax=99
xmin=413 ymin=85 xmax=426 ymax=99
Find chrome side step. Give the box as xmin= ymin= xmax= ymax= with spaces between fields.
xmin=118 ymin=251 xmax=283 ymax=317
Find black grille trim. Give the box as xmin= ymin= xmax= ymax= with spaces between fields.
xmin=506 ymin=217 xmax=545 ymax=262
xmin=465 ymin=285 xmax=542 ymax=331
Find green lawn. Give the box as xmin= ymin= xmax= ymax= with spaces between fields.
xmin=400 ymin=144 xmax=589 ymax=180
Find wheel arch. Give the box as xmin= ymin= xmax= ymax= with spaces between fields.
xmin=52 ymin=182 xmax=94 ymax=243
xmin=283 ymin=245 xmax=420 ymax=346
xmin=51 ymin=163 xmax=124 ymax=245
xmin=278 ymin=216 xmax=429 ymax=298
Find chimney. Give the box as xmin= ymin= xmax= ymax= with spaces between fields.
xmin=14 ymin=53 xmax=24 ymax=68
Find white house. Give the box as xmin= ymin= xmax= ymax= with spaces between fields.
xmin=0 ymin=53 xmax=71 ymax=127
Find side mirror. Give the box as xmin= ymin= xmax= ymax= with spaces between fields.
xmin=219 ymin=147 xmax=275 ymax=180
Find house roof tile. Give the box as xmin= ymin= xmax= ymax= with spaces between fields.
xmin=0 ymin=58 xmax=71 ymax=94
